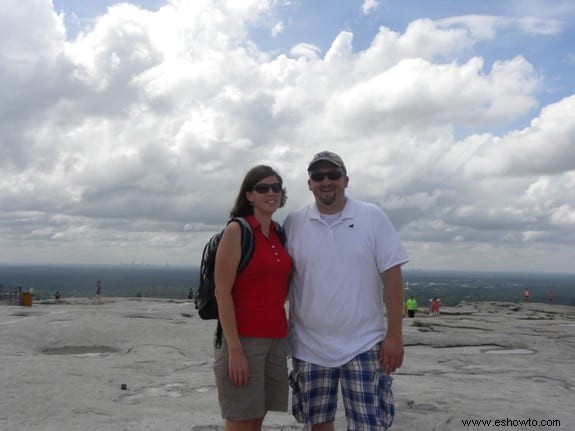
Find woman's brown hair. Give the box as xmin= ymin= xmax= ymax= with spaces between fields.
xmin=230 ymin=165 xmax=287 ymax=218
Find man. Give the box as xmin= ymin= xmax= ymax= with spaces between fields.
xmin=94 ymin=280 xmax=102 ymax=304
xmin=405 ymin=296 xmax=418 ymax=318
xmin=284 ymin=151 xmax=409 ymax=431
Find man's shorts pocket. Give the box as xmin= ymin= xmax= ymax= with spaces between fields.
xmin=374 ymin=371 xmax=395 ymax=429
xmin=289 ymin=370 xmax=309 ymax=423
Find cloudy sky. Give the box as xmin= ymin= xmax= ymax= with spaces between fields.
xmin=1 ymin=0 xmax=574 ymax=273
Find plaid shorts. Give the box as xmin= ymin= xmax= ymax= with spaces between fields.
xmin=290 ymin=343 xmax=394 ymax=430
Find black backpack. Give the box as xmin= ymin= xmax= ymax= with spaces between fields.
xmin=194 ymin=217 xmax=286 ymax=338
xmin=194 ymin=217 xmax=254 ymax=320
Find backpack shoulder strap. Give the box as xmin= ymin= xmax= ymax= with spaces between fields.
xmin=228 ymin=217 xmax=254 ymax=272
xmin=274 ymin=221 xmax=287 ymax=245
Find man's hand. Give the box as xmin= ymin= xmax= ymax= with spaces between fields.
xmin=380 ymin=333 xmax=404 ymax=375
xmin=381 ymin=265 xmax=405 ymax=374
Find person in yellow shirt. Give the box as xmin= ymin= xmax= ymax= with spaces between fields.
xmin=405 ymin=296 xmax=417 ymax=318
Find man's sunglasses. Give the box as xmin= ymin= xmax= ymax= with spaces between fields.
xmin=253 ymin=183 xmax=283 ymax=194
xmin=309 ymin=171 xmax=344 ymax=182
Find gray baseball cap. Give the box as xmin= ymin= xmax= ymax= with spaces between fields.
xmin=307 ymin=150 xmax=346 ymax=173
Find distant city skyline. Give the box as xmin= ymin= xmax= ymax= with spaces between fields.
xmin=1 ymin=0 xmax=574 ymax=273
xmin=2 ymin=264 xmax=573 ymax=306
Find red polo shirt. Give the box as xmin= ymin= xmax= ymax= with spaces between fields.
xmin=232 ymin=215 xmax=292 ymax=338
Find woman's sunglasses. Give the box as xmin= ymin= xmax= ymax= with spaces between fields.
xmin=309 ymin=171 xmax=344 ymax=182
xmin=253 ymin=183 xmax=282 ymax=194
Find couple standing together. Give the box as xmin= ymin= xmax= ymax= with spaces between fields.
xmin=213 ymin=151 xmax=409 ymax=431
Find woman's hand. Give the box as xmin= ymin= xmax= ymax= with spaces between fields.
xmin=227 ymin=346 xmax=249 ymax=387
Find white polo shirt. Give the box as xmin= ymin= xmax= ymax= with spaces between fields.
xmin=284 ymin=198 xmax=409 ymax=367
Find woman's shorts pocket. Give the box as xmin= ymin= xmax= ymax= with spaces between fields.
xmin=374 ymin=371 xmax=395 ymax=429
xmin=289 ymin=370 xmax=309 ymax=423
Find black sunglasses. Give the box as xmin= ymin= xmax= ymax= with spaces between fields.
xmin=253 ymin=182 xmax=282 ymax=194
xmin=309 ymin=171 xmax=344 ymax=182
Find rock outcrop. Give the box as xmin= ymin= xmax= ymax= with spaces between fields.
xmin=0 ymin=299 xmax=572 ymax=430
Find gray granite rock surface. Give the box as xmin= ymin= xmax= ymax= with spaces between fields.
xmin=0 ymin=299 xmax=572 ymax=430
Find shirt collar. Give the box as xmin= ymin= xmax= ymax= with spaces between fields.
xmin=310 ymin=197 xmax=355 ymax=221
xmin=247 ymin=214 xmax=276 ymax=232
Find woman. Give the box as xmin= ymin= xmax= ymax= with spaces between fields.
xmin=214 ymin=165 xmax=292 ymax=431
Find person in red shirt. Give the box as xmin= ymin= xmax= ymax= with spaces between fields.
xmin=214 ymin=165 xmax=292 ymax=431
xmin=430 ymin=297 xmax=441 ymax=316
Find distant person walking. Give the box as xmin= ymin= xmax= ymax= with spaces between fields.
xmin=523 ymin=289 xmax=530 ymax=303
xmin=55 ymin=291 xmax=61 ymax=303
xmin=547 ymin=290 xmax=553 ymax=305
xmin=405 ymin=296 xmax=418 ymax=318
xmin=94 ymin=280 xmax=102 ymax=304
xmin=430 ymin=297 xmax=441 ymax=316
